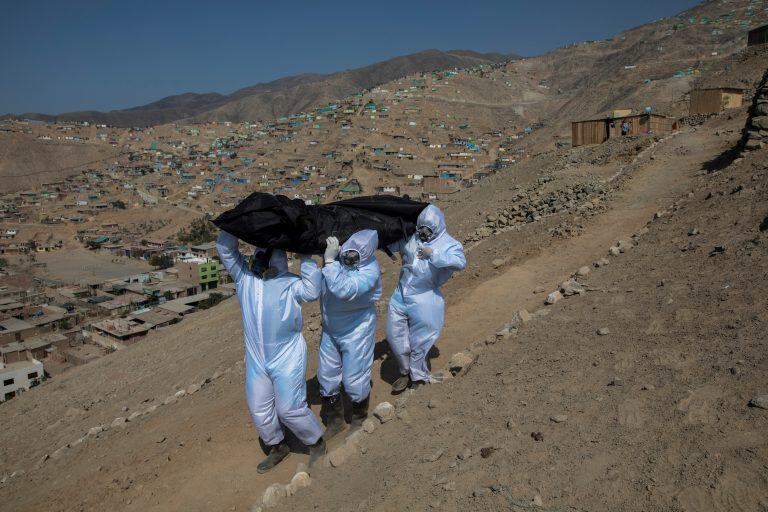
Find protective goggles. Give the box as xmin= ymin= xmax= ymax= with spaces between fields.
xmin=250 ymin=248 xmax=273 ymax=277
xmin=339 ymin=250 xmax=360 ymax=268
xmin=416 ymin=225 xmax=434 ymax=242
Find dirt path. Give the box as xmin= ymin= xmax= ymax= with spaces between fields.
xmin=435 ymin=130 xmax=705 ymax=357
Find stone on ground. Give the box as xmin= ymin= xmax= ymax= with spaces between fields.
xmin=373 ymin=402 xmax=395 ymax=423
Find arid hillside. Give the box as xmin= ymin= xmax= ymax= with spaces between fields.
xmin=0 ymin=133 xmax=119 ymax=193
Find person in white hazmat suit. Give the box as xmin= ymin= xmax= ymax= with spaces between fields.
xmin=216 ymin=231 xmax=326 ymax=473
xmin=386 ymin=205 xmax=466 ymax=392
xmin=317 ymin=229 xmax=382 ymax=439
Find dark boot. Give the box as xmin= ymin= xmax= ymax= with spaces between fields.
xmin=257 ymin=440 xmax=290 ymax=474
xmin=308 ymin=437 xmax=326 ymax=467
xmin=391 ymin=374 xmax=410 ymax=393
xmin=350 ymin=395 xmax=370 ymax=428
xmin=321 ymin=394 xmax=346 ymax=441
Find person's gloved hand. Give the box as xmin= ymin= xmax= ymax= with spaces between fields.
xmin=324 ymin=236 xmax=340 ymax=263
xmin=417 ymin=247 xmax=433 ymax=260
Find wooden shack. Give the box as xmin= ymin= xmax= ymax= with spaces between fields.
xmin=571 ymin=113 xmax=677 ymax=147
xmin=689 ymin=88 xmax=743 ymax=115
xmin=748 ymin=23 xmax=768 ymax=47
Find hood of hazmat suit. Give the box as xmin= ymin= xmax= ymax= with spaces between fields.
xmin=385 ymin=205 xmax=466 ymax=382
xmin=216 ymin=231 xmax=323 ymax=446
xmin=318 ymin=229 xmax=382 ymax=402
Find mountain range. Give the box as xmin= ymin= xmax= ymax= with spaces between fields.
xmin=7 ymin=49 xmax=516 ymax=127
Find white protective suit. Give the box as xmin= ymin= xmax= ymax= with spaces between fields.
xmin=216 ymin=232 xmax=323 ymax=447
xmin=386 ymin=205 xmax=466 ymax=382
xmin=318 ymin=230 xmax=382 ymax=402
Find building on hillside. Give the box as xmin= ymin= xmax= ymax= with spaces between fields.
xmin=747 ymin=24 xmax=768 ymax=47
xmin=190 ymin=242 xmax=217 ymax=258
xmin=571 ymin=113 xmax=677 ymax=147
xmin=176 ymin=260 xmax=220 ymax=291
xmin=423 ymin=176 xmax=460 ymax=196
xmin=0 ymin=318 xmax=36 ymax=346
xmin=689 ymin=88 xmax=743 ymax=115
xmin=0 ymin=350 xmax=43 ymax=402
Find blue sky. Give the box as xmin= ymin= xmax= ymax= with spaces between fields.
xmin=0 ymin=0 xmax=701 ymax=114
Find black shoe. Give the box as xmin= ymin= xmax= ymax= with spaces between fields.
xmin=321 ymin=394 xmax=346 ymax=441
xmin=308 ymin=437 xmax=326 ymax=467
xmin=257 ymin=441 xmax=290 ymax=474
xmin=391 ymin=375 xmax=410 ymax=394
xmin=350 ymin=395 xmax=370 ymax=427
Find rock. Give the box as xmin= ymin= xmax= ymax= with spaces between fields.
xmin=506 ymin=419 xmax=515 ymax=430
xmin=396 ymin=409 xmax=411 ymax=423
xmin=286 ymin=472 xmax=311 ymax=495
xmin=187 ymin=383 xmax=201 ymax=394
xmin=688 ymin=228 xmax=700 ymax=236
xmin=457 ymin=447 xmax=472 ymax=460
xmin=163 ymin=395 xmax=178 ymax=406
xmin=427 ymin=398 xmax=440 ymax=409
xmin=608 ymin=377 xmax=623 ymax=386
xmin=448 ymin=352 xmax=475 ymax=376
xmin=550 ymin=414 xmax=568 ymax=423
xmin=480 ymin=446 xmax=496 ymax=458
xmin=641 ymin=384 xmax=656 ymax=391
xmin=560 ymin=279 xmax=586 ymax=296
xmin=748 ymin=395 xmax=768 ymax=410
xmin=174 ymin=389 xmax=187 ymax=399
xmin=261 ymin=484 xmax=287 ymax=508
xmin=532 ymin=494 xmax=544 ymax=507
xmin=752 ymin=116 xmax=768 ymax=130
xmin=443 ymin=481 xmax=457 ymax=492
xmin=596 ymin=327 xmax=610 ymax=336
xmin=533 ymin=286 xmax=546 ymax=294
xmin=127 ymin=411 xmax=143 ymax=422
xmin=595 ymin=257 xmax=610 ymax=267
xmin=473 ymin=488 xmax=490 ymax=498
xmin=518 ymin=309 xmax=533 ymax=324
xmin=328 ymin=445 xmax=352 ymax=467
xmin=492 ymin=258 xmax=505 ymax=269
xmin=87 ymin=426 xmax=104 ymax=437
xmin=111 ymin=417 xmax=127 ymax=429
xmin=373 ymin=402 xmax=395 ymax=423
xmin=576 ymin=266 xmax=590 ymax=277
xmin=545 ymin=291 xmax=562 ymax=305
xmin=50 ymin=446 xmax=67 ymax=460
xmin=423 ymin=449 xmax=444 ymax=462
xmin=617 ymin=240 xmax=632 ymax=252
xmin=531 ymin=432 xmax=544 ymax=442
xmin=362 ymin=419 xmax=376 ymax=433
xmin=608 ymin=246 xmax=621 ymax=257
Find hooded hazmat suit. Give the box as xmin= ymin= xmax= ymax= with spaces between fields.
xmin=216 ymin=231 xmax=323 ymax=447
xmin=318 ymin=229 xmax=382 ymax=402
xmin=386 ymin=205 xmax=466 ymax=382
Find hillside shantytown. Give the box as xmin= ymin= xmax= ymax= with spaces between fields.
xmin=1 ymin=0 xmax=767 ymax=510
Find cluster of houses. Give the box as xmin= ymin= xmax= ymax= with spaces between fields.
xmin=0 ymin=251 xmax=233 ymax=402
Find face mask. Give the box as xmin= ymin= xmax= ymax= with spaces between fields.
xmin=417 ymin=225 xmax=434 ymax=243
xmin=250 ymin=248 xmax=273 ymax=278
xmin=340 ymin=250 xmax=360 ymax=268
